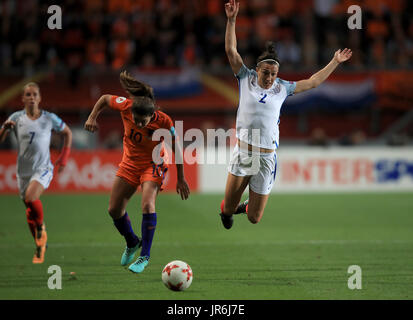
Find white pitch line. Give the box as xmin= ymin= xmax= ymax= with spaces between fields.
xmin=0 ymin=239 xmax=412 ymax=249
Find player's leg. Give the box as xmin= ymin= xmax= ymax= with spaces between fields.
xmin=23 ymin=179 xmax=48 ymax=263
xmin=18 ymin=177 xmax=36 ymax=239
xmin=24 ymin=180 xmax=45 ymax=230
xmin=129 ymin=180 xmax=159 ymax=273
xmin=219 ymin=173 xmax=250 ymax=229
xmin=108 ymin=175 xmax=141 ymax=265
xmin=246 ymin=190 xmax=269 ymax=224
xmin=222 ymin=173 xmax=250 ymax=214
xmin=244 ymin=152 xmax=277 ymax=224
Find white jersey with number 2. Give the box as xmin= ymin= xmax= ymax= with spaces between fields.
xmin=235 ymin=64 xmax=296 ymax=149
xmin=7 ymin=110 xmax=66 ymax=178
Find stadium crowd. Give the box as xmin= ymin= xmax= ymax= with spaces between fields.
xmin=0 ymin=0 xmax=412 ymax=76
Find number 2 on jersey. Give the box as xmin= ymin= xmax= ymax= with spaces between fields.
xmin=29 ymin=131 xmax=35 ymax=144
xmin=259 ymin=94 xmax=268 ymax=104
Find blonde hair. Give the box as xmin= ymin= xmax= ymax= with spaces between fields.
xmin=22 ymin=82 xmax=40 ymax=94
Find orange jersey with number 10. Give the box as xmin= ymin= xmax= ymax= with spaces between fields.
xmin=109 ymin=95 xmax=174 ymax=169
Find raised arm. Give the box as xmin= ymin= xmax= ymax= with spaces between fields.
xmin=294 ymin=48 xmax=352 ymax=94
xmin=225 ymin=0 xmax=243 ymax=75
xmin=84 ymin=94 xmax=112 ymax=132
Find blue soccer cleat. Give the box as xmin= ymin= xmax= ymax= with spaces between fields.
xmin=128 ymin=256 xmax=150 ymax=273
xmin=121 ymin=239 xmax=142 ymax=266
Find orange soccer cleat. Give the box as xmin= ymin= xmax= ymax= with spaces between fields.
xmin=32 ymin=244 xmax=47 ymax=264
xmin=33 ymin=224 xmax=47 ymax=264
xmin=34 ymin=224 xmax=47 ymax=248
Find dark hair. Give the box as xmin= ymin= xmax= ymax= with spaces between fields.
xmin=119 ymin=70 xmax=156 ymax=116
xmin=256 ymin=41 xmax=279 ymax=66
xmin=131 ymin=97 xmax=155 ymax=117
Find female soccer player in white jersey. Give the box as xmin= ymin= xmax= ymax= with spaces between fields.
xmin=220 ymin=0 xmax=352 ymax=229
xmin=0 ymin=82 xmax=72 ymax=263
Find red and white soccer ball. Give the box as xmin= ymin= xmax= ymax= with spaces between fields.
xmin=162 ymin=260 xmax=193 ymax=291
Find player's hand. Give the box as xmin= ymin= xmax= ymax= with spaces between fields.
xmin=334 ymin=48 xmax=352 ymax=63
xmin=225 ymin=0 xmax=239 ymax=21
xmin=176 ymin=178 xmax=190 ymax=200
xmin=2 ymin=120 xmax=16 ymax=130
xmin=55 ymin=163 xmax=66 ymax=174
xmin=84 ymin=117 xmax=99 ymax=132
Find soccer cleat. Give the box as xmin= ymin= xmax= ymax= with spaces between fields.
xmin=32 ymin=243 xmax=47 ymax=264
xmin=235 ymin=198 xmax=249 ymax=214
xmin=34 ymin=224 xmax=47 ymax=248
xmin=220 ymin=213 xmax=233 ymax=229
xmin=121 ymin=238 xmax=142 ymax=266
xmin=128 ymin=256 xmax=150 ymax=274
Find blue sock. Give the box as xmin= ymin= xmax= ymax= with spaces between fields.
xmin=113 ymin=212 xmax=139 ymax=248
xmin=140 ymin=213 xmax=157 ymax=257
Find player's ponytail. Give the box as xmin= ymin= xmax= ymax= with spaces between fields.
xmin=119 ymin=70 xmax=155 ymax=100
xmin=119 ymin=70 xmax=156 ymax=116
xmin=256 ymin=41 xmax=280 ymax=67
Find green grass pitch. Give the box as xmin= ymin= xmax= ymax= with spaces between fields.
xmin=0 ymin=193 xmax=412 ymax=300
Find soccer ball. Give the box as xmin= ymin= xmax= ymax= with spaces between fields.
xmin=162 ymin=260 xmax=193 ymax=291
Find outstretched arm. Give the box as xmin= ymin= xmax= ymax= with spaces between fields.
xmin=84 ymin=94 xmax=112 ymax=132
xmin=225 ymin=0 xmax=243 ymax=75
xmin=294 ymin=49 xmax=352 ymax=94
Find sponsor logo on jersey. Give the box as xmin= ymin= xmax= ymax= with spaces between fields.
xmin=116 ymin=97 xmax=127 ymax=104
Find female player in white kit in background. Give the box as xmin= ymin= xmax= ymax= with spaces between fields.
xmin=0 ymin=82 xmax=72 ymax=263
xmin=220 ymin=0 xmax=352 ymax=229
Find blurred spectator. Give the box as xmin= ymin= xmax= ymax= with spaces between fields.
xmin=0 ymin=0 xmax=411 ymax=74
xmin=276 ymin=28 xmax=301 ymax=70
xmin=407 ymin=22 xmax=413 ymax=65
xmin=308 ymin=127 xmax=329 ymax=147
xmin=387 ymin=133 xmax=409 ymax=146
xmin=338 ymin=129 xmax=367 ymax=146
xmin=15 ymin=35 xmax=40 ymax=77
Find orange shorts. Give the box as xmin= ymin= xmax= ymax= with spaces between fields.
xmin=116 ymin=161 xmax=169 ymax=190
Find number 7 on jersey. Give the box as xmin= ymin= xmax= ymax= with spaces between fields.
xmin=29 ymin=131 xmax=35 ymax=144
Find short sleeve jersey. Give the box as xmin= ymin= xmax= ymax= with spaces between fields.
xmin=109 ymin=96 xmax=174 ymax=168
xmin=235 ymin=64 xmax=296 ymax=149
xmin=7 ymin=110 xmax=66 ymax=177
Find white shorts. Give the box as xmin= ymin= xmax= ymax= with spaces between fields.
xmin=17 ymin=168 xmax=54 ymax=199
xmin=228 ymin=144 xmax=277 ymax=195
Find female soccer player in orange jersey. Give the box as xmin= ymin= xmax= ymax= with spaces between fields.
xmin=84 ymin=71 xmax=190 ymax=273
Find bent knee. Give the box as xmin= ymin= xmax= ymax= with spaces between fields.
xmin=141 ymin=202 xmax=155 ymax=214
xmin=247 ymin=212 xmax=263 ymax=224
xmin=24 ymin=195 xmax=38 ymax=203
